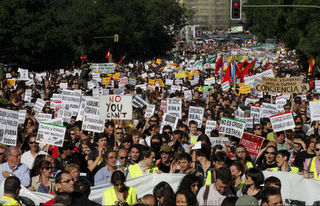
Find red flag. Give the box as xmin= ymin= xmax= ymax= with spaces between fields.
xmin=309 ymin=55 xmax=315 ymax=76
xmin=310 ymin=78 xmax=314 ymax=88
xmin=118 ymin=55 xmax=126 ymax=64
xmin=234 ymin=61 xmax=241 ymax=78
xmin=265 ymin=60 xmax=269 ymax=71
xmin=223 ymin=63 xmax=231 ymax=84
xmin=215 ymin=56 xmax=223 ymax=74
xmin=106 ymin=50 xmax=111 ymax=61
xmin=239 ymin=60 xmax=256 ymax=81
xmin=237 ymin=59 xmax=247 ymax=70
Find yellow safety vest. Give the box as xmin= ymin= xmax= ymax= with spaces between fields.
xmin=270 ymin=166 xmax=299 ymax=173
xmin=103 ymin=187 xmax=137 ymax=205
xmin=191 ymin=136 xmax=198 ymax=144
xmin=0 ymin=196 xmax=20 ymax=206
xmin=307 ymin=157 xmax=320 ymax=179
xmin=205 ymin=170 xmax=213 ymax=185
xmin=128 ymin=164 xmax=158 ymax=178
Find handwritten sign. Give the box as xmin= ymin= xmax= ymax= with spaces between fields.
xmin=34 ymin=98 xmax=46 ymax=113
xmin=205 ymin=121 xmax=217 ymax=136
xmin=145 ymin=105 xmax=156 ymax=118
xmin=239 ymin=133 xmax=264 ymax=157
xmin=99 ymin=95 xmax=132 ymax=120
xmin=219 ymin=117 xmax=245 ymax=139
xmin=36 ymin=122 xmax=66 ymax=147
xmin=167 ymin=98 xmax=182 ymax=119
xmin=270 ymin=112 xmax=295 ymax=133
xmin=82 ymin=115 xmax=105 ymax=133
xmin=160 ymin=113 xmax=178 ymax=134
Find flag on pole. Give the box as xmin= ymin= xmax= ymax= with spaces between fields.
xmin=118 ymin=55 xmax=126 ymax=64
xmin=231 ymin=60 xmax=236 ymax=86
xmin=265 ymin=59 xmax=269 ymax=71
xmin=309 ymin=56 xmax=315 ymax=76
xmin=215 ymin=56 xmax=223 ymax=74
xmin=106 ymin=50 xmax=111 ymax=62
xmin=223 ymin=63 xmax=231 ymax=84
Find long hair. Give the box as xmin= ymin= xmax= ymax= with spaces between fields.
xmin=153 ymin=181 xmax=175 ymax=206
xmin=178 ymin=174 xmax=202 ymax=195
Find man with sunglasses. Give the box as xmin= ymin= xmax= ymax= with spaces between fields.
xmin=94 ymin=150 xmax=117 ymax=186
xmin=0 ymin=147 xmax=30 ymax=187
xmin=118 ymin=149 xmax=129 ymax=176
xmin=21 ymin=135 xmax=48 ymax=169
xmin=44 ymin=171 xmax=90 ymax=206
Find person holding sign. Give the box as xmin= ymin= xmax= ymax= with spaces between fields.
xmin=269 ymin=150 xmax=299 ymax=173
xmin=235 ymin=145 xmax=253 ymax=173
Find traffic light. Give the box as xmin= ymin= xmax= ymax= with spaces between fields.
xmin=230 ymin=0 xmax=241 ymax=20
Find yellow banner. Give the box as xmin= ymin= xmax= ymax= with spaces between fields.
xmin=181 ymin=71 xmax=190 ymax=77
xmin=149 ymin=79 xmax=155 ymax=86
xmin=102 ymin=77 xmax=110 ymax=85
xmin=157 ymin=79 xmax=164 ymax=87
xmin=239 ymin=85 xmax=251 ymax=94
xmin=225 ymin=55 xmax=248 ymax=63
xmin=7 ymin=79 xmax=15 ymax=86
xmin=156 ymin=59 xmax=161 ymax=64
xmin=175 ymin=73 xmax=183 ymax=79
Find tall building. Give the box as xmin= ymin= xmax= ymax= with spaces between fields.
xmin=181 ymin=0 xmax=246 ymax=31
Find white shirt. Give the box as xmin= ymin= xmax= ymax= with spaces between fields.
xmin=21 ymin=150 xmax=49 ymax=169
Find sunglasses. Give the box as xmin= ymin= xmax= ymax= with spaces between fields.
xmin=44 ymin=166 xmax=53 ymax=170
xmin=70 ymin=133 xmax=75 ymax=135
xmin=265 ymin=152 xmax=275 ymax=155
xmin=29 ymin=141 xmax=38 ymax=145
xmin=119 ymin=156 xmax=128 ymax=159
xmin=255 ymin=128 xmax=262 ymax=130
xmin=123 ymin=141 xmax=131 ymax=143
xmin=116 ymin=132 xmax=123 ymax=134
xmin=300 ymin=110 xmax=306 ymax=112
xmin=315 ymin=148 xmax=320 ymax=152
xmin=150 ymin=120 xmax=157 ymax=123
xmin=60 ymin=179 xmax=73 ymax=184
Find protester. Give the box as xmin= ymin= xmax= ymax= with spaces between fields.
xmin=153 ymin=181 xmax=175 ymax=206
xmin=178 ymin=174 xmax=202 ymax=195
xmin=175 ymin=189 xmax=198 ymax=206
xmin=261 ymin=187 xmax=283 ymax=206
xmin=94 ymin=149 xmax=117 ymax=186
xmin=241 ymin=168 xmax=264 ymax=201
xmin=0 ymin=177 xmax=21 ymax=206
xmin=29 ymin=160 xmax=55 ymax=194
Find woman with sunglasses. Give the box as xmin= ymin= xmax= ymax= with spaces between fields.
xmin=257 ymin=145 xmax=278 ymax=170
xmin=102 ymin=171 xmax=137 ymax=206
xmin=29 ymin=160 xmax=55 ymax=194
xmin=153 ymin=181 xmax=175 ymax=206
xmin=270 ymin=150 xmax=299 ymax=173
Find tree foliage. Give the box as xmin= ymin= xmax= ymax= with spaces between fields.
xmin=0 ymin=0 xmax=192 ymax=68
xmin=244 ymin=0 xmax=320 ymax=70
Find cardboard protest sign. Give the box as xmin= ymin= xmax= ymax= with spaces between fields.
xmin=219 ymin=117 xmax=245 ymax=139
xmin=204 ymin=78 xmax=215 ymax=86
xmin=91 ymin=63 xmax=115 ymax=73
xmin=0 ymin=109 xmax=20 ymax=146
xmin=34 ymin=98 xmax=46 ymax=113
xmin=19 ymin=69 xmax=29 ymax=81
xmin=37 ymin=113 xmax=52 ymax=122
xmin=99 ymin=95 xmax=132 ymax=120
xmin=209 ymin=137 xmax=229 ymax=148
xmin=25 ymin=89 xmax=32 ymax=102
xmin=184 ymin=90 xmax=192 ymax=101
xmin=129 ymin=78 xmax=136 ymax=86
xmin=145 ymin=105 xmax=155 ymax=118
xmin=157 ymin=79 xmax=164 ymax=87
xmin=239 ymin=133 xmax=264 ymax=157
xmin=255 ymin=77 xmax=302 ymax=93
xmin=160 ymin=100 xmax=167 ymax=112
xmin=102 ymin=77 xmax=110 ymax=85
xmin=188 ymin=107 xmax=204 ymax=128
xmin=76 ymin=99 xmax=86 ymax=121
xmin=202 ymin=91 xmax=210 ymax=101
xmin=36 ymin=122 xmax=66 ymax=147
xmin=309 ymin=101 xmax=320 ymax=121
xmin=244 ymin=69 xmax=275 ymax=85
xmin=165 ymin=79 xmax=173 ymax=86
xmin=276 ymin=98 xmax=286 ymax=113
xmin=82 ymin=115 xmax=105 ymax=133
xmin=315 ymin=80 xmax=320 ymax=90
xmin=84 ymin=98 xmax=100 ymax=117
xmin=205 ymin=121 xmax=217 ymax=136
xmin=261 ymin=103 xmax=278 ymax=118
xmin=18 ymin=110 xmax=27 ymax=124
xmin=270 ymin=112 xmax=295 ymax=133
xmin=167 ymin=98 xmax=182 ymax=119
xmin=221 ymin=81 xmax=230 ymax=91
xmin=250 ymin=106 xmax=261 ymax=124
xmin=132 ymin=95 xmax=148 ymax=108
xmin=149 ymin=79 xmax=155 ymax=86
xmin=160 ymin=113 xmax=178 ymax=134
xmin=203 ymin=86 xmax=214 ymax=92
xmin=175 ymin=79 xmax=183 ymax=85
xmin=60 ymin=83 xmax=68 ymax=89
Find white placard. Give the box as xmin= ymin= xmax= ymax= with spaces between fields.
xmin=160 ymin=113 xmax=178 ymax=134
xmin=170 ymin=85 xmax=181 ymax=93
xmin=219 ymin=117 xmax=245 ymax=139
xmin=42 ymin=118 xmax=63 ymax=126
xmin=82 ymin=115 xmax=105 ymax=133
xmin=37 ymin=113 xmax=52 ymax=122
xmin=270 ymin=112 xmax=295 ymax=133
xmin=245 ymin=98 xmax=259 ymax=106
xmin=144 ymin=105 xmax=155 ymax=118
xmin=209 ymin=137 xmax=229 ymax=148
xmin=19 ymin=69 xmax=29 ymax=81
xmin=36 ymin=122 xmax=66 ymax=147
xmin=24 ymin=89 xmax=32 ymax=102
xmin=84 ymin=98 xmax=100 ymax=117
xmin=57 ymin=109 xmax=72 ymax=124
xmin=188 ymin=106 xmax=204 ymax=128
xmin=99 ymin=95 xmax=133 ymax=120
xmin=34 ymin=98 xmax=46 ymax=113
xmin=60 ymin=83 xmax=68 ymax=89
xmin=132 ymin=95 xmax=148 ymax=108
xmin=166 ymin=79 xmax=173 ymax=85
xmin=315 ymin=80 xmax=320 ymax=90
xmin=166 ymin=98 xmax=182 ymax=119
xmin=261 ymin=103 xmax=278 ymax=118
xmin=204 ymin=78 xmax=215 ymax=86
xmin=205 ymin=121 xmax=217 ymax=136
xmin=18 ymin=110 xmax=27 ymax=124
xmin=0 ymin=108 xmax=20 ymax=146
xmin=250 ymin=106 xmax=261 ymax=124
xmin=184 ymin=90 xmax=192 ymax=101
xmin=310 ymin=101 xmax=320 ymax=121
xmin=221 ymin=81 xmax=230 ymax=91
xmin=235 ymin=117 xmax=254 ymax=129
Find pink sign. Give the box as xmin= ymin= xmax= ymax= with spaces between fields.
xmin=119 ymin=77 xmax=128 ymax=85
xmin=239 ymin=132 xmax=264 ymax=157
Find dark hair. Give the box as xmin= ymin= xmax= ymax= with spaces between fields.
xmin=153 ymin=181 xmax=175 ymax=206
xmin=196 ymin=144 xmax=211 ymax=160
xmin=178 ymin=174 xmax=202 ymax=194
xmin=175 ymin=189 xmax=198 ymax=206
xmin=104 ymin=149 xmax=117 ymax=161
xmin=129 ymin=144 xmax=141 ymax=153
xmin=213 ymin=151 xmax=229 ymax=163
xmin=245 ymin=168 xmax=264 ymax=188
xmin=221 ymin=196 xmax=238 ymax=206
xmin=276 ymin=150 xmax=290 ymax=162
xmin=55 ymin=171 xmax=70 ymax=184
xmin=40 ymin=160 xmax=52 ymax=172
xmin=111 ymin=171 xmax=126 ymax=185
xmin=306 ymin=134 xmax=317 ymax=149
xmin=197 ymin=134 xmax=212 ymax=148
xmin=31 ymin=154 xmax=47 ymax=176
xmin=189 ymin=120 xmax=197 ymax=126
xmin=71 ymin=152 xmax=88 ymax=171
xmin=177 ymin=153 xmax=192 ymax=162
xmin=141 ymin=146 xmax=155 ymax=159
xmin=94 ymin=132 xmax=108 ymax=143
xmin=55 ymin=192 xmax=74 ymax=206
xmin=261 ymin=187 xmax=281 ymax=204
xmin=216 ymin=167 xmax=232 ymax=184
xmin=230 ymin=162 xmax=244 ymax=177
xmin=105 ymin=121 xmax=115 ymax=128
xmin=74 ymin=178 xmax=91 ymax=197
xmin=163 ymin=125 xmax=172 ymax=133
xmin=4 ymin=176 xmax=20 ymax=194
xmin=264 ymin=176 xmax=282 ymax=189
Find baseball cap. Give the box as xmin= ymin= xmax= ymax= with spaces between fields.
xmin=235 ymin=195 xmax=259 ymax=206
xmin=159 ymin=145 xmax=171 ymax=153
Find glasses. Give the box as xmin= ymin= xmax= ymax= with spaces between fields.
xmin=29 ymin=141 xmax=38 ymax=144
xmin=265 ymin=152 xmax=275 ymax=155
xmin=295 ymin=127 xmax=302 ymax=130
xmin=123 ymin=141 xmax=131 ymax=143
xmin=300 ymin=110 xmax=306 ymax=113
xmin=150 ymin=120 xmax=157 ymax=123
xmin=255 ymin=128 xmax=262 ymax=130
xmin=315 ymin=148 xmax=320 ymax=152
xmin=27 ymin=121 xmax=32 ymax=124
xmin=10 ymin=154 xmax=21 ymax=158
xmin=284 ymin=107 xmax=290 ymax=110
xmin=108 ymin=156 xmax=117 ymax=159
xmin=0 ymin=153 xmax=4 ymax=155
xmin=44 ymin=166 xmax=53 ymax=170
xmin=116 ymin=132 xmax=123 ymax=134
xmin=119 ymin=156 xmax=128 ymax=159
xmin=60 ymin=179 xmax=74 ymax=184
xmin=70 ymin=133 xmax=75 ymax=135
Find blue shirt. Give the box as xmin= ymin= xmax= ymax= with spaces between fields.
xmin=0 ymin=162 xmax=30 ymax=187
xmin=94 ymin=165 xmax=113 ymax=186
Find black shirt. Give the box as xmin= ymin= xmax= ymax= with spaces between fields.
xmin=294 ymin=151 xmax=316 ymax=171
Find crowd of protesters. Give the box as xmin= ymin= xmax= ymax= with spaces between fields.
xmin=0 ymin=38 xmax=318 ymax=206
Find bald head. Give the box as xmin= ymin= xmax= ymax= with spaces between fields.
xmin=118 ymin=149 xmax=128 ymax=166
xmin=141 ymin=194 xmax=156 ymax=206
xmin=267 ymin=141 xmax=277 ymax=148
